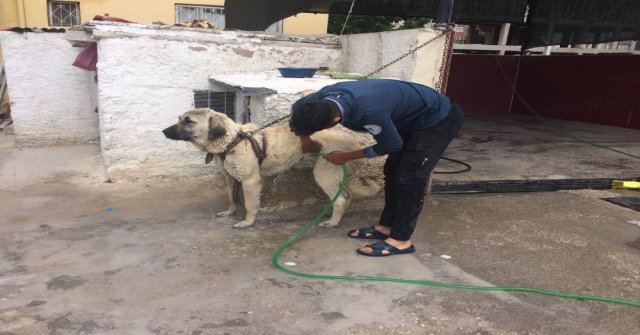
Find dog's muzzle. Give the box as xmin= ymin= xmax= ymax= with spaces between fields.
xmin=162 ymin=125 xmax=190 ymax=141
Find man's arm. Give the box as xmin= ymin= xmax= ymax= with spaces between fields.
xmin=300 ymin=135 xmax=322 ymax=153
xmin=323 ymin=113 xmax=402 ymax=165
xmin=360 ymin=114 xmax=402 ymax=157
xmin=323 ymin=150 xmax=366 ymax=165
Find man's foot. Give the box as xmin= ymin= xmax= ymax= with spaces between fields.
xmin=348 ymin=225 xmax=390 ymax=239
xmin=356 ymin=238 xmax=415 ymax=257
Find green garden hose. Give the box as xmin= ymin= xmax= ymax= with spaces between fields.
xmin=272 ymin=154 xmax=640 ymax=309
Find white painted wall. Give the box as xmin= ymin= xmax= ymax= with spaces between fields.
xmin=0 ymin=24 xmax=447 ymax=185
xmin=94 ymin=25 xmax=344 ymax=181
xmin=341 ymin=28 xmax=446 ymax=87
xmin=0 ymin=33 xmax=99 ymax=146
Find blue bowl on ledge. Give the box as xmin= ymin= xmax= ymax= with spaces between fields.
xmin=277 ymin=67 xmax=318 ymax=78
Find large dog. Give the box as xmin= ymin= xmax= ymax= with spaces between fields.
xmin=162 ymin=108 xmax=380 ymax=228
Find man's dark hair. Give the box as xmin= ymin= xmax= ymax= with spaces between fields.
xmin=289 ymin=100 xmax=335 ymax=136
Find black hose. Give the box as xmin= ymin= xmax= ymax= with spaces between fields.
xmin=434 ymin=156 xmax=471 ymax=174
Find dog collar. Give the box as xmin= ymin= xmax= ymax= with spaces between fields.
xmin=206 ymin=132 xmax=266 ymax=165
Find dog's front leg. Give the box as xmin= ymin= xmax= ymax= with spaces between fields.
xmin=233 ymin=173 xmax=262 ymax=229
xmin=216 ymin=173 xmax=238 ymax=217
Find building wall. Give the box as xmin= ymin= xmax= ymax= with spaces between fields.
xmin=95 ymin=26 xmax=447 ymax=182
xmin=0 ymin=44 xmax=11 ymax=112
xmin=0 ymin=32 xmax=99 ymax=146
xmin=511 ymin=55 xmax=640 ymax=130
xmin=94 ymin=25 xmax=343 ymax=181
xmin=447 ymin=54 xmax=640 ymax=130
xmin=412 ymin=30 xmax=448 ymax=88
xmin=0 ymin=0 xmax=327 ymax=34
xmin=447 ymin=54 xmax=518 ymax=114
xmin=0 ymin=1 xmax=19 ymax=29
xmin=1 ymin=23 xmax=448 ymax=184
xmin=282 ymin=14 xmax=328 ymax=35
xmin=341 ymin=29 xmax=446 ymax=86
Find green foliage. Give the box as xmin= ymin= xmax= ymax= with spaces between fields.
xmin=400 ymin=17 xmax=432 ymax=30
xmin=328 ymin=14 xmax=432 ymax=35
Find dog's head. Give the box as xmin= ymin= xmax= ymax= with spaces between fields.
xmin=162 ymin=108 xmax=238 ymax=153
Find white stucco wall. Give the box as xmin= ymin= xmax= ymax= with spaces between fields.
xmin=0 ymin=23 xmax=448 ymax=185
xmin=0 ymin=33 xmax=99 ymax=146
xmin=94 ymin=25 xmax=344 ymax=181
xmin=341 ymin=28 xmax=446 ymax=87
xmin=412 ymin=30 xmax=449 ymax=89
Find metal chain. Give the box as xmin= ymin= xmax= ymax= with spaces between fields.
xmin=364 ymin=26 xmax=453 ymax=78
xmin=436 ymin=27 xmax=455 ymax=93
xmin=246 ymin=113 xmax=292 ymax=135
xmin=249 ymin=26 xmax=453 ymax=135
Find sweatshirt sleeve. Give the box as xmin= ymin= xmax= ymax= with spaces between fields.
xmin=360 ymin=112 xmax=403 ymax=157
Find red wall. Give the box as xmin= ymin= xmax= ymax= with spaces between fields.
xmin=511 ymin=55 xmax=640 ymax=130
xmin=446 ymin=54 xmax=640 ymax=130
xmin=447 ymin=55 xmax=518 ymax=114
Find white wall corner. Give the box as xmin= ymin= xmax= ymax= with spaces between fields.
xmin=0 ymin=32 xmax=99 ymax=147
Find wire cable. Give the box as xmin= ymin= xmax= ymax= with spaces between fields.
xmin=338 ymin=0 xmax=356 ymax=48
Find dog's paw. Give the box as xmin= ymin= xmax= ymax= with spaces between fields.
xmin=318 ymin=220 xmax=338 ymax=228
xmin=215 ymin=210 xmax=236 ymax=217
xmin=233 ymin=220 xmax=255 ymax=229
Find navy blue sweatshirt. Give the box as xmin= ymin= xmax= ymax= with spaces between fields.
xmin=291 ymin=79 xmax=451 ymax=157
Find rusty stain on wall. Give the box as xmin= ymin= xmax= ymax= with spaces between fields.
xmin=232 ymin=47 xmax=255 ymax=58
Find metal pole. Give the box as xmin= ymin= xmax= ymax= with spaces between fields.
xmin=436 ymin=0 xmax=454 ymax=25
xmin=521 ymin=0 xmax=537 ymax=54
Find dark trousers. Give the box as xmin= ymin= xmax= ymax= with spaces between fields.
xmin=379 ymin=102 xmax=464 ymax=241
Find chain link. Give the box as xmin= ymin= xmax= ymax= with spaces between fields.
xmin=246 ymin=113 xmax=292 ymax=135
xmin=364 ymin=26 xmax=453 ymax=78
xmin=436 ymin=27 xmax=455 ymax=93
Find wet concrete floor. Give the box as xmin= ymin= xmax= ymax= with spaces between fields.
xmin=1 ymin=115 xmax=640 ymax=334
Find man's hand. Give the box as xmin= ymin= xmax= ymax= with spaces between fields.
xmin=323 ymin=151 xmax=351 ymax=165
xmin=323 ymin=150 xmax=367 ymax=165
xmin=300 ymin=136 xmax=322 ymax=154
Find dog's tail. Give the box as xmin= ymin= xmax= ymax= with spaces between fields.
xmin=346 ymin=177 xmax=382 ymax=198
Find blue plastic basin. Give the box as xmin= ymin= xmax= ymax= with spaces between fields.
xmin=277 ymin=67 xmax=318 ymax=78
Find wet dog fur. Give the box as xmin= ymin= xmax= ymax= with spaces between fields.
xmin=163 ymin=108 xmax=380 ymax=228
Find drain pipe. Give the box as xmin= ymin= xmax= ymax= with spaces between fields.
xmin=16 ymin=0 xmax=27 ymax=27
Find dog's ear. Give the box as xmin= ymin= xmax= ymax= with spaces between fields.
xmin=208 ymin=117 xmax=227 ymax=141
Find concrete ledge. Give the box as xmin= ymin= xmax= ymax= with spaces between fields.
xmin=68 ymin=21 xmax=340 ymax=48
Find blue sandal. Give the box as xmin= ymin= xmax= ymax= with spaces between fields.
xmin=347 ymin=226 xmax=389 ymax=240
xmin=356 ymin=240 xmax=416 ymax=257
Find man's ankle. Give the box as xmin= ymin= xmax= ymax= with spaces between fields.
xmin=385 ymin=237 xmax=412 ymax=248
xmin=374 ymin=225 xmax=391 ymax=233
